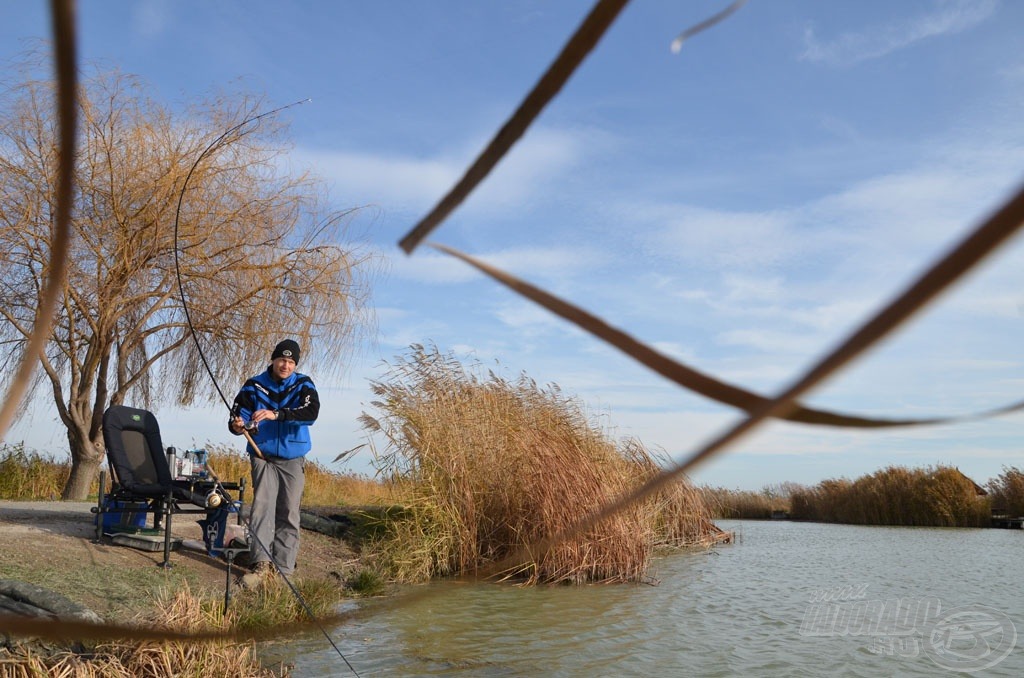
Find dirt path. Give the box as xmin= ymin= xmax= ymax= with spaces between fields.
xmin=0 ymin=501 xmax=359 ymax=619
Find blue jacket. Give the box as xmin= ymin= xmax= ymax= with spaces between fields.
xmin=229 ymin=368 xmax=319 ymax=459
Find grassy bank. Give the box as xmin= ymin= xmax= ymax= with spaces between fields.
xmin=0 ymin=441 xmax=381 ymax=674
xmin=1 ymin=579 xmax=339 ymax=677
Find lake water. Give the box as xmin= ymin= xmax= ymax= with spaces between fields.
xmin=268 ymin=520 xmax=1024 ymax=676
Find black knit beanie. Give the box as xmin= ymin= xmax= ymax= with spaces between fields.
xmin=271 ymin=339 xmax=300 ymax=364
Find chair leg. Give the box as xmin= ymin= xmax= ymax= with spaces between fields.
xmin=237 ymin=477 xmax=246 ymax=525
xmin=223 ymin=550 xmax=236 ymax=614
xmin=94 ymin=470 xmax=106 ymax=543
xmin=159 ymin=493 xmax=173 ymax=569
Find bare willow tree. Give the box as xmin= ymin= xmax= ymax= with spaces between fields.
xmin=0 ymin=59 xmax=371 ymax=499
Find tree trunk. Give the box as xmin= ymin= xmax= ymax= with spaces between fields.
xmin=61 ymin=427 xmax=105 ymax=501
xmin=62 ymin=454 xmax=103 ymax=500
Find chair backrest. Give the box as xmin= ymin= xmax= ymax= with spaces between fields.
xmin=102 ymin=405 xmax=172 ymax=496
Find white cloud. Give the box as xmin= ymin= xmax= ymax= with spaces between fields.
xmin=384 ymin=244 xmax=607 ymax=285
xmin=294 ymin=148 xmax=456 ymax=213
xmin=382 ymin=312 xmax=455 ymax=346
xmin=484 ymin=245 xmax=608 ymax=280
xmin=640 ymin=205 xmax=798 ymax=270
xmin=386 ymin=250 xmax=481 ymax=284
xmin=650 ymin=341 xmax=699 ymax=364
xmin=718 ymin=328 xmax=821 ymax=357
xmin=494 ymin=299 xmax=563 ymax=334
xmin=943 ymin=286 xmax=1024 ymax=320
xmin=131 ymin=1 xmax=170 ymax=39
xmin=469 ymin=127 xmax=588 ymax=212
xmin=635 ymin=157 xmax=1018 ymax=318
xmin=720 ymin=274 xmax=785 ymax=305
xmin=293 ymin=125 xmax=589 ymax=220
xmin=713 ymin=361 xmax=795 ymax=390
xmin=611 ymin=409 xmax=734 ymax=450
xmin=785 ymin=299 xmax=879 ymax=333
xmin=800 ymin=0 xmax=998 ymax=66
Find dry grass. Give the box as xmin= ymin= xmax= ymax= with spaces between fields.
xmin=203 ymin=445 xmax=391 ymax=508
xmin=0 ymin=441 xmax=387 ymax=508
xmin=360 ymin=344 xmax=722 ymax=585
xmin=0 ymin=576 xmax=344 ymax=676
xmin=0 ymin=443 xmax=84 ymax=500
xmin=788 ymin=465 xmax=990 ymax=527
xmin=0 ymin=583 xmax=283 ymax=677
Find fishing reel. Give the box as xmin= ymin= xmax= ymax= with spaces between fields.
xmin=205 ymin=489 xmax=227 ymax=509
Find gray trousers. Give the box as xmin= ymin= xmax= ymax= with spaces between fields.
xmin=249 ymin=455 xmax=305 ymax=574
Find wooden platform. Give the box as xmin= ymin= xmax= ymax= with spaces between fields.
xmin=990 ymin=515 xmax=1024 ymax=529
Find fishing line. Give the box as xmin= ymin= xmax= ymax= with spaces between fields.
xmin=171 ymin=99 xmax=360 ymax=677
xmin=203 ymin=462 xmax=362 ymax=678
xmin=172 ymin=97 xmax=309 ymax=413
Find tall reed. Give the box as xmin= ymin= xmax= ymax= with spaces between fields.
xmin=207 ymin=444 xmax=388 ymax=506
xmin=0 ymin=442 xmax=82 ymax=499
xmin=701 ymin=483 xmax=797 ymax=519
xmin=361 ymin=344 xmax=722 ymax=585
xmin=986 ymin=467 xmax=1024 ymax=516
xmin=788 ymin=465 xmax=989 ymax=527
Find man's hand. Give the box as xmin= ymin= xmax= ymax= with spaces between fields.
xmin=251 ymin=408 xmax=280 ymax=423
xmin=229 ymin=416 xmax=245 ymax=434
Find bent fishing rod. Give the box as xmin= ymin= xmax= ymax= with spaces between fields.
xmin=171 ymin=98 xmax=360 ymax=677
xmin=171 ymin=97 xmax=311 ymax=456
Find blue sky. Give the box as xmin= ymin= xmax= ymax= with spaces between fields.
xmin=3 ymin=1 xmax=1023 ymax=491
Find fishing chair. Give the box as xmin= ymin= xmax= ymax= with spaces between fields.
xmin=92 ymin=404 xmax=222 ymax=568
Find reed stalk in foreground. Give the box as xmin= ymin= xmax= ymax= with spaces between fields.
xmin=361 ymin=344 xmax=724 ymax=585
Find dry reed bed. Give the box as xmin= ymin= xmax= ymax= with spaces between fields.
xmin=361 ymin=345 xmax=723 ymax=585
xmin=788 ymin=465 xmax=990 ymax=527
xmin=0 ymin=443 xmax=385 ymax=508
xmin=706 ymin=466 xmax=1024 ymax=526
xmin=701 ymin=484 xmax=794 ymax=520
xmin=986 ymin=467 xmax=1024 ymax=516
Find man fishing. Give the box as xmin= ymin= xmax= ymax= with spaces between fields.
xmin=229 ymin=339 xmax=319 ymax=586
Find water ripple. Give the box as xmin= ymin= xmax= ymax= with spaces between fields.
xmin=279 ymin=521 xmax=1024 ymax=676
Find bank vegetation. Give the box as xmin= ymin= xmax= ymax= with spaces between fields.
xmin=708 ymin=464 xmax=1024 ymax=528
xmin=0 ymin=579 xmax=341 ymax=677
xmin=360 ymin=345 xmax=726 ymax=585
